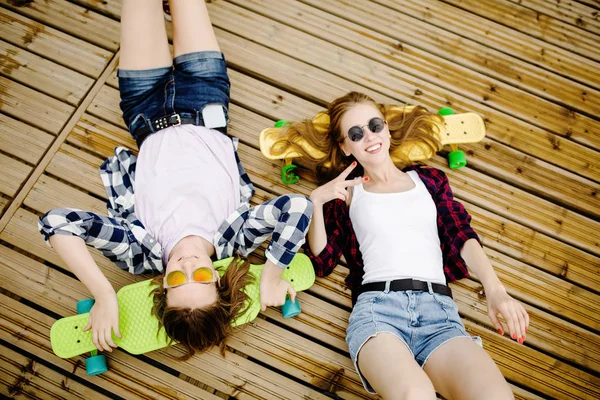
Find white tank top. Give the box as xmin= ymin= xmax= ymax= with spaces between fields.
xmin=349 ymin=170 xmax=446 ymax=285
xmin=135 ymin=125 xmax=241 ymax=264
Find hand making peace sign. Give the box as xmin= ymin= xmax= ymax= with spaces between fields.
xmin=310 ymin=161 xmax=368 ymax=206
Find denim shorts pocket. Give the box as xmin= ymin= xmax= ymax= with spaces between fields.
xmin=432 ymin=293 xmax=456 ymax=309
xmin=129 ymin=113 xmax=150 ymax=137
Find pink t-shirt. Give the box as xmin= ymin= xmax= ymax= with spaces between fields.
xmin=135 ymin=125 xmax=241 ymax=264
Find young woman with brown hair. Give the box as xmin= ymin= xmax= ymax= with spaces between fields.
xmin=38 ymin=0 xmax=312 ymax=359
xmin=272 ymin=92 xmax=528 ymax=399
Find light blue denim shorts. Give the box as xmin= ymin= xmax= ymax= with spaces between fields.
xmin=346 ymin=285 xmax=482 ymax=394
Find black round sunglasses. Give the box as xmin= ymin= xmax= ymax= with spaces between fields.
xmin=345 ymin=117 xmax=387 ymax=142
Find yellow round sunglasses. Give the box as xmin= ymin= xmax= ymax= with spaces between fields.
xmin=163 ymin=267 xmax=220 ymax=289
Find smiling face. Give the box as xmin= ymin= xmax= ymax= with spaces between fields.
xmin=164 ymin=254 xmax=219 ymax=309
xmin=339 ymin=103 xmax=392 ymax=167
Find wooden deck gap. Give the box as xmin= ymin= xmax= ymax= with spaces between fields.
xmin=468 ymin=275 xmax=600 ymax=338
xmin=42 ymin=171 xmax=109 ymax=204
xmin=436 ymin=0 xmax=600 ymax=63
xmin=0 ymin=51 xmax=120 ymax=234
xmin=0 ymin=338 xmax=127 ymax=400
xmin=264 ymin=313 xmax=350 ymax=358
xmin=363 ymin=0 xmax=599 ymax=89
xmin=224 ymin=60 xmax=331 ymax=108
xmin=242 ymin=350 xmax=346 ymax=400
xmin=2 ymin=2 xmax=117 ymax=53
xmin=0 ymin=148 xmax=35 ymax=169
xmin=231 ymin=0 xmax=600 ymax=125
xmin=0 ymin=237 xmax=80 ymax=285
xmin=457 ymin=161 xmax=600 ymax=225
xmin=0 ymin=63 xmax=84 ymax=109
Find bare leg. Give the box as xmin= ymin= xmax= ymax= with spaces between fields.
xmin=169 ymin=0 xmax=221 ymax=57
xmin=424 ymin=337 xmax=513 ymax=400
xmin=358 ymin=333 xmax=436 ymax=400
xmin=120 ymin=0 xmax=172 ymax=70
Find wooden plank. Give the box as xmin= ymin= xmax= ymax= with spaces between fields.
xmin=372 ymin=0 xmax=600 ymax=88
xmin=207 ymin=2 xmax=600 ymax=215
xmin=0 ymin=0 xmax=119 ymax=51
xmin=485 ymin=247 xmax=600 ymax=331
xmin=509 ymin=0 xmax=600 ymax=33
xmin=231 ymin=0 xmax=600 ymax=155
xmin=0 ymin=153 xmax=31 ymax=197
xmin=0 ymin=197 xmax=8 ymax=215
xmin=0 ymin=40 xmax=94 ymax=105
xmin=0 ymin=294 xmax=225 ymax=400
xmin=45 ymin=144 xmax=106 ymax=198
xmin=0 ymin=8 xmax=112 ymax=77
xmin=0 ymin=113 xmax=54 ymax=165
xmin=0 ymin=76 xmax=74 ymax=134
xmin=451 ymin=279 xmax=600 ymax=374
xmin=430 ymin=157 xmax=600 ymax=257
xmin=505 ymin=0 xmax=600 ymax=34
xmin=466 ymin=201 xmax=600 ymax=292
xmin=0 ymin=344 xmax=111 ymax=400
xmin=464 ymin=321 xmax=600 ymax=399
xmin=443 ymin=0 xmax=600 ymax=60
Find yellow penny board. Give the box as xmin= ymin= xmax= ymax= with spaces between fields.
xmin=259 ymin=107 xmax=485 ymax=166
xmin=50 ymin=254 xmax=314 ymax=358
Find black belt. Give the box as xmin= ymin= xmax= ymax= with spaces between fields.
xmin=134 ymin=113 xmax=225 ymax=147
xmin=360 ymin=279 xmax=452 ymax=298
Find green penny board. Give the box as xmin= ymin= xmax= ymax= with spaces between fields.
xmin=51 ymin=254 xmax=314 ymax=358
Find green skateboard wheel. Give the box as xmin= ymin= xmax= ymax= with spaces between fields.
xmin=448 ymin=150 xmax=467 ymax=169
xmin=438 ymin=107 xmax=455 ymax=116
xmin=281 ymin=298 xmax=301 ymax=318
xmin=274 ymin=120 xmax=291 ymax=128
xmin=86 ymin=354 xmax=107 ymax=376
xmin=77 ymin=298 xmax=95 ymax=314
xmin=282 ymin=164 xmax=300 ymax=185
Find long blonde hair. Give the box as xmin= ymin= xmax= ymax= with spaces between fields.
xmin=270 ymin=92 xmax=443 ymax=183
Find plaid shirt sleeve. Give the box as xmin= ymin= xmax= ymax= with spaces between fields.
xmin=38 ymin=208 xmax=163 ymax=274
xmin=304 ymin=199 xmax=348 ymax=278
xmin=432 ymin=169 xmax=481 ymax=250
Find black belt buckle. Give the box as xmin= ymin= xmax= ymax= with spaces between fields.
xmin=153 ymin=113 xmax=181 ymax=131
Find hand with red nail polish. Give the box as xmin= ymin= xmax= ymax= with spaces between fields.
xmin=485 ymin=285 xmax=530 ymax=346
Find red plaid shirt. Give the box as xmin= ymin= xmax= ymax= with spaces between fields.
xmin=304 ymin=165 xmax=481 ymax=305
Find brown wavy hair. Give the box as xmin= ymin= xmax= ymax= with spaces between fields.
xmin=151 ymin=256 xmax=254 ymax=359
xmin=269 ymin=92 xmax=443 ymax=183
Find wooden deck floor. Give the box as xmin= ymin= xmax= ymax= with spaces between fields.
xmin=1 ymin=0 xmax=599 ymax=399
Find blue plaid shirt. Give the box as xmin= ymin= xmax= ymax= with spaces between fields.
xmin=39 ymin=139 xmax=255 ymax=274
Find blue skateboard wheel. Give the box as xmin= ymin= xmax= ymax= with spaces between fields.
xmin=86 ymin=354 xmax=107 ymax=376
xmin=76 ymin=298 xmax=95 ymax=314
xmin=281 ymin=298 xmax=301 ymax=318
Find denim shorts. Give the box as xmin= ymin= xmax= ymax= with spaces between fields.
xmin=346 ymin=285 xmax=482 ymax=394
xmin=117 ymin=51 xmax=230 ymax=147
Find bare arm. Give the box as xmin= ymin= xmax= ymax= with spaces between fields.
xmin=461 ymin=238 xmax=529 ymax=344
xmin=307 ymin=200 xmax=328 ymax=256
xmin=49 ymin=235 xmax=114 ymax=299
